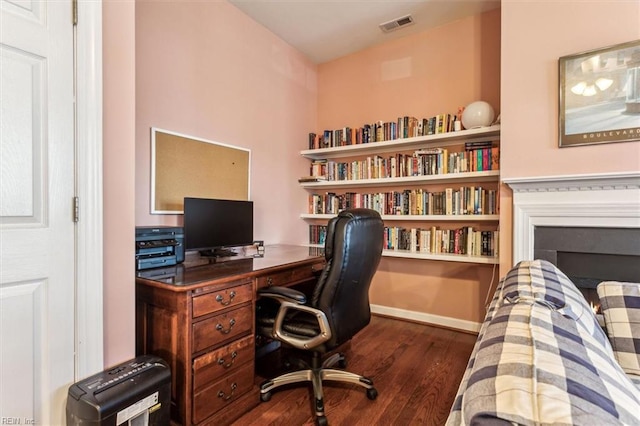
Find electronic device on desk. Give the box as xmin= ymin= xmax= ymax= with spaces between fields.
xmin=135 ymin=226 xmax=184 ymax=270
xmin=183 ymin=197 xmax=254 ymax=261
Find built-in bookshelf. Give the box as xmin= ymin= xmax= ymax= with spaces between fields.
xmin=308 ymin=222 xmax=498 ymax=263
xmin=299 ymin=125 xmax=501 ymax=265
xmin=302 ymin=124 xmax=500 ymax=160
xmin=298 ymin=171 xmax=499 ymax=189
xmin=301 ymin=214 xmax=499 ymax=221
xmin=306 ymin=186 xmax=498 ymax=216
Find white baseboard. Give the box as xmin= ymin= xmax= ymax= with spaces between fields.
xmin=370 ymin=304 xmax=481 ymax=333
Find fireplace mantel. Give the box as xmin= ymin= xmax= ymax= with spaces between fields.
xmin=503 ymin=172 xmax=640 ymax=263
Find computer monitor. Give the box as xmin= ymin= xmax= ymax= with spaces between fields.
xmin=183 ymin=197 xmax=254 ymax=257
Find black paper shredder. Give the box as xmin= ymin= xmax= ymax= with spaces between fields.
xmin=66 ymin=355 xmax=171 ymax=426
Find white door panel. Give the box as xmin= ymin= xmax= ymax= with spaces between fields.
xmin=1 ymin=0 xmax=75 ymax=424
xmin=0 ymin=44 xmax=45 ymax=224
xmin=0 ymin=280 xmax=46 ymax=420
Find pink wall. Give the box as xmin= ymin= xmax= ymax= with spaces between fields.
xmin=501 ymin=0 xmax=640 ymax=180
xmin=315 ymin=10 xmax=502 ymax=325
xmin=102 ymin=0 xmax=136 ymax=366
xmin=499 ymin=0 xmax=640 ymax=276
xmin=134 ymin=0 xmax=317 ymax=249
xmin=318 ymin=11 xmax=500 ymax=129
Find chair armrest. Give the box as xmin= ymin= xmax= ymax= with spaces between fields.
xmin=273 ymin=301 xmax=331 ymax=350
xmin=258 ymin=286 xmax=306 ymax=304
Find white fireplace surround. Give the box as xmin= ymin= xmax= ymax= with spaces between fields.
xmin=503 ymin=172 xmax=640 ymax=263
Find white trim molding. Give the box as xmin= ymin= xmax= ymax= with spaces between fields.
xmin=503 ymin=172 xmax=640 ymax=264
xmin=370 ymin=304 xmax=482 ymax=333
xmin=75 ymin=0 xmax=103 ymax=379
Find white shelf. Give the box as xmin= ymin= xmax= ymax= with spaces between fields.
xmin=304 ymin=244 xmax=498 ymax=264
xmin=383 ymin=249 xmax=499 ymax=264
xmin=301 ymin=213 xmax=499 ymax=221
xmin=302 ymin=124 xmax=501 ymax=265
xmin=301 ymin=125 xmax=500 ymax=160
xmin=299 ymin=170 xmax=499 ymax=189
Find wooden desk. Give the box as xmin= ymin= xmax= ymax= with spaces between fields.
xmin=135 ymin=245 xmax=325 ymax=426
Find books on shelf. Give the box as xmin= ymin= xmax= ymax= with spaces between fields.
xmin=304 ymin=144 xmax=499 ymax=182
xmin=382 ymin=225 xmax=499 ymax=257
xmin=307 ymin=186 xmax=499 ymax=216
xmin=307 ymin=111 xmax=467 ymax=150
xmin=308 ymin=223 xmax=499 ymax=257
xmin=303 ymin=110 xmax=500 ymax=264
xmin=309 ymin=224 xmax=328 ymax=245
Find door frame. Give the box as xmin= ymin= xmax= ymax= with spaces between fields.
xmin=75 ymin=0 xmax=103 ymax=379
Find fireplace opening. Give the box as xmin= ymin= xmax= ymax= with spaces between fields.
xmin=534 ymin=226 xmax=640 ymax=313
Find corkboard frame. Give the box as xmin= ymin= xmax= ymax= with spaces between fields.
xmin=150 ymin=128 xmax=251 ymax=214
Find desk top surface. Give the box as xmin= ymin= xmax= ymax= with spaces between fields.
xmin=136 ymin=244 xmax=324 ymax=289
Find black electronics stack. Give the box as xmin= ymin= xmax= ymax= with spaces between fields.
xmin=135 ymin=226 xmax=184 ymax=270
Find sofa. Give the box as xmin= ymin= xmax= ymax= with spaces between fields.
xmin=447 ymin=259 xmax=640 ymax=425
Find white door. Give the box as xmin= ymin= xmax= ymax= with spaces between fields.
xmin=1 ymin=0 xmax=76 ymax=424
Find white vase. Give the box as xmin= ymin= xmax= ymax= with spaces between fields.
xmin=461 ymin=101 xmax=495 ymax=129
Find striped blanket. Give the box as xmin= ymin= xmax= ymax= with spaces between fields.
xmin=446 ymin=259 xmax=640 ymax=425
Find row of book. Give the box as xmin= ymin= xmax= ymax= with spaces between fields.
xmin=309 ymin=143 xmax=499 ymax=180
xmin=308 ymin=186 xmax=499 ymax=216
xmin=308 ymin=113 xmax=464 ymax=150
xmin=309 ymin=224 xmax=499 ymax=257
xmin=384 ymin=226 xmax=499 ymax=257
xmin=309 ymin=225 xmax=328 ymax=245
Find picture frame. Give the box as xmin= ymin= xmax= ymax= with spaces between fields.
xmin=558 ymin=39 xmax=640 ymax=147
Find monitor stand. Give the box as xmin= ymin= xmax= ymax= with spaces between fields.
xmin=198 ymin=248 xmax=238 ymax=259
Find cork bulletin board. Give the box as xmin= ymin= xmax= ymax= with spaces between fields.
xmin=151 ymin=128 xmax=251 ymax=214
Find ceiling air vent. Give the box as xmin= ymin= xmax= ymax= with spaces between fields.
xmin=379 ymin=14 xmax=414 ymax=33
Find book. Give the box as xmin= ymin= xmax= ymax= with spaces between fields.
xmin=298 ymin=176 xmax=327 ymax=183
xmin=465 ymin=141 xmax=493 ymax=150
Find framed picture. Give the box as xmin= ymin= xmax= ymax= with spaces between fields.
xmin=559 ymin=39 xmax=640 ymax=147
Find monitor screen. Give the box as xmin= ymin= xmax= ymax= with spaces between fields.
xmin=183 ymin=197 xmax=254 ymax=252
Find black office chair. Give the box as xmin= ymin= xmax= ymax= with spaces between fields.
xmin=255 ymin=208 xmax=384 ymax=426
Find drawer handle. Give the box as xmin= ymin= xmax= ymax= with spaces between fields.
xmin=217 ymin=351 xmax=238 ymax=369
xmin=215 ymin=291 xmax=236 ymax=306
xmin=266 ymin=277 xmax=273 ymax=286
xmin=217 ymin=382 xmax=238 ymax=401
xmin=216 ymin=318 xmax=236 ymax=334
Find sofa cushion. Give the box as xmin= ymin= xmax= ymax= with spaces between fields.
xmin=499 ymin=259 xmax=592 ymax=314
xmin=597 ymin=281 xmax=640 ymax=376
xmin=451 ymin=302 xmax=640 ymax=425
xmin=498 ymin=260 xmax=606 ymax=346
xmin=447 ymin=260 xmax=640 ymax=426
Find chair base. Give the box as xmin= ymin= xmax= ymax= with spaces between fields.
xmin=259 ymin=352 xmax=378 ymax=425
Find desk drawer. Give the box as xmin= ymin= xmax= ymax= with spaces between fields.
xmin=192 ymin=304 xmax=253 ymax=353
xmin=192 ymin=281 xmax=252 ymax=318
xmin=193 ymin=334 xmax=254 ymax=392
xmin=256 ymin=261 xmax=325 ymax=289
xmin=192 ymin=363 xmax=253 ymax=424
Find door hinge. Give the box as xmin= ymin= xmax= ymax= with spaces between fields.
xmin=73 ymin=196 xmax=80 ymax=222
xmin=72 ymin=0 xmax=78 ymax=26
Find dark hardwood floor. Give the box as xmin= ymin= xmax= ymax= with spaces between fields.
xmin=232 ymin=315 xmax=478 ymax=426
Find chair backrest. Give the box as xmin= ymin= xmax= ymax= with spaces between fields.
xmin=311 ymin=208 xmax=384 ymax=349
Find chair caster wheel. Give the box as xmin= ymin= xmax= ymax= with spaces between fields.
xmin=366 ymin=387 xmax=378 ymax=400
xmin=316 ymin=415 xmax=328 ymax=426
xmin=260 ymin=392 xmax=272 ymax=402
